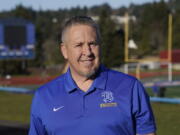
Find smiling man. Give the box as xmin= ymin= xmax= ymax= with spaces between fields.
xmin=61 ymin=23 xmax=101 ymax=91
xmin=29 ymin=16 xmax=156 ymax=135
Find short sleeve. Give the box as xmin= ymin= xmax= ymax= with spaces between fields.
xmin=28 ymin=91 xmax=47 ymax=135
xmin=132 ymin=80 xmax=156 ymax=134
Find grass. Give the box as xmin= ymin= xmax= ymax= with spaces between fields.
xmin=146 ymin=86 xmax=180 ymax=98
xmin=0 ymin=91 xmax=33 ymax=124
xmin=0 ymin=88 xmax=180 ymax=135
xmin=152 ymin=103 xmax=180 ymax=135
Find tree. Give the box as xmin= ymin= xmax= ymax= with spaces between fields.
xmin=98 ymin=7 xmax=123 ymax=67
xmin=173 ymin=9 xmax=180 ymax=49
xmin=133 ymin=1 xmax=169 ymax=57
xmin=12 ymin=4 xmax=36 ymax=21
xmin=43 ymin=39 xmax=64 ymax=66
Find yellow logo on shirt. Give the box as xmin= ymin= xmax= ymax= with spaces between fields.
xmin=100 ymin=102 xmax=117 ymax=108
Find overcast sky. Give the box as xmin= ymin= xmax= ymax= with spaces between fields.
xmin=0 ymin=0 xmax=161 ymax=11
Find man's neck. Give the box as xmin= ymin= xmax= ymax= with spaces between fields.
xmin=71 ymin=72 xmax=94 ymax=92
xmin=75 ymin=79 xmax=93 ymax=92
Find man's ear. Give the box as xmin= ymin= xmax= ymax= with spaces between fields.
xmin=60 ymin=43 xmax=68 ymax=59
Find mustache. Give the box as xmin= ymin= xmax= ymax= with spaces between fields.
xmin=80 ymin=54 xmax=95 ymax=61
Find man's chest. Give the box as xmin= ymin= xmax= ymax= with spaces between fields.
xmin=41 ymin=90 xmax=133 ymax=134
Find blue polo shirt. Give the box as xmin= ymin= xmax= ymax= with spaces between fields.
xmin=29 ymin=65 xmax=156 ymax=135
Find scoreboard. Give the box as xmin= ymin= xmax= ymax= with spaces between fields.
xmin=0 ymin=18 xmax=35 ymax=59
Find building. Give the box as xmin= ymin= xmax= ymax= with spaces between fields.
xmin=160 ymin=50 xmax=180 ymax=70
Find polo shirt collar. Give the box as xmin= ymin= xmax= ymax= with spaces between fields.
xmin=92 ymin=65 xmax=107 ymax=90
xmin=64 ymin=68 xmax=77 ymax=93
xmin=64 ymin=65 xmax=108 ymax=93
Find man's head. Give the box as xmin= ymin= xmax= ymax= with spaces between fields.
xmin=60 ymin=16 xmax=101 ymax=79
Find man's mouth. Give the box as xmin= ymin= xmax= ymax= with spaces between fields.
xmin=80 ymin=58 xmax=94 ymax=62
xmin=80 ymin=59 xmax=94 ymax=65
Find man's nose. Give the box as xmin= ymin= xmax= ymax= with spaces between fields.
xmin=83 ymin=44 xmax=92 ymax=56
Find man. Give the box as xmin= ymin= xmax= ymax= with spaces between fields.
xmin=29 ymin=16 xmax=156 ymax=135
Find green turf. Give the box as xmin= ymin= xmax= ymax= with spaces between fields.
xmin=146 ymin=87 xmax=180 ymax=98
xmin=0 ymin=91 xmax=33 ymax=124
xmin=152 ymin=103 xmax=180 ymax=135
xmin=0 ymin=90 xmax=180 ymax=134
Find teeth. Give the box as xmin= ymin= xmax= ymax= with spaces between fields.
xmin=83 ymin=61 xmax=92 ymax=63
xmin=82 ymin=60 xmax=93 ymax=64
xmin=82 ymin=59 xmax=93 ymax=61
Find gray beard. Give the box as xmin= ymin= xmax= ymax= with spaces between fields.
xmin=79 ymin=67 xmax=98 ymax=79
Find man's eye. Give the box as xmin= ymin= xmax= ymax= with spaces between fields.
xmin=89 ymin=42 xmax=97 ymax=46
xmin=75 ymin=44 xmax=82 ymax=47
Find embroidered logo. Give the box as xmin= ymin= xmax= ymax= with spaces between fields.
xmin=100 ymin=91 xmax=117 ymax=108
xmin=53 ymin=106 xmax=64 ymax=112
xmin=101 ymin=91 xmax=114 ymax=103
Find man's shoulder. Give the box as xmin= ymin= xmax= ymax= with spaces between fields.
xmin=104 ymin=68 xmax=139 ymax=91
xmin=107 ymin=68 xmax=137 ymax=82
xmin=104 ymin=68 xmax=144 ymax=96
